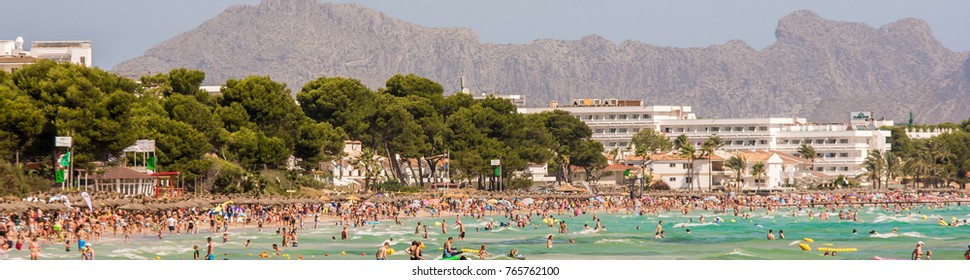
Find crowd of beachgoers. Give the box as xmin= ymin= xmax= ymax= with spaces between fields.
xmin=1 ymin=189 xmax=969 ymax=260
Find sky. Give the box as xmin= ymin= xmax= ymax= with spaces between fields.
xmin=3 ymin=0 xmax=968 ymax=69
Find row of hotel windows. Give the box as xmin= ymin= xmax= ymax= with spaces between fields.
xmin=603 ymin=139 xmax=770 ymax=148
xmin=595 ymin=128 xmax=640 ymax=134
xmin=780 ymin=139 xmax=850 ymax=145
xmin=664 ymin=126 xmax=769 ymax=133
xmin=596 ymin=131 xmax=856 ymax=147
xmin=817 ymin=166 xmax=850 ymax=172
xmin=579 ymin=114 xmax=653 ymax=121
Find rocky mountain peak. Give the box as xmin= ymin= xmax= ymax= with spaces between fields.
xmin=114 ymin=5 xmax=970 ymax=123
xmin=256 ymin=0 xmax=318 ymax=13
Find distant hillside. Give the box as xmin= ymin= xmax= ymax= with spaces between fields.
xmin=114 ymin=0 xmax=970 ymax=123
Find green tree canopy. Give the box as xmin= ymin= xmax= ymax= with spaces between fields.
xmin=297 ymin=76 xmax=376 ymax=139
xmin=220 ymin=76 xmax=303 ymax=148
xmin=12 ymin=60 xmax=139 ymax=164
xmin=631 ymin=129 xmax=673 ymax=158
xmin=294 ymin=118 xmax=346 ymax=172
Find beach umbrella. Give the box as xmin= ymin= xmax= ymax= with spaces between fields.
xmin=118 ymin=203 xmax=144 ymax=211
xmin=486 ymin=199 xmax=498 ymax=204
xmin=521 ymin=198 xmax=535 ymax=205
xmin=0 ymin=202 xmax=24 ymax=211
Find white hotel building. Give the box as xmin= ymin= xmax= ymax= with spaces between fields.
xmin=519 ymin=98 xmax=893 ymax=177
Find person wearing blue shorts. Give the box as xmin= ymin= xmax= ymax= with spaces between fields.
xmin=205 ymin=237 xmax=214 ymax=260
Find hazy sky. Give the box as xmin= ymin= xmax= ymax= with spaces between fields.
xmin=3 ymin=0 xmax=968 ymax=69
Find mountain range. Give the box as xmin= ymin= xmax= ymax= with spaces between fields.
xmin=113 ymin=0 xmax=970 ymax=123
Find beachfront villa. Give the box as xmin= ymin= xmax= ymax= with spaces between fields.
xmin=640 ymin=150 xmax=814 ymax=192
xmin=518 ymin=99 xmax=893 ymax=178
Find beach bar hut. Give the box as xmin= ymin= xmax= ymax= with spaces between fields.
xmin=95 ymin=166 xmax=155 ymax=196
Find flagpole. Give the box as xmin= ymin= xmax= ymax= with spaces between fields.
xmin=445 ymin=151 xmax=449 ymax=184
xmin=69 ymin=131 xmax=74 ymax=191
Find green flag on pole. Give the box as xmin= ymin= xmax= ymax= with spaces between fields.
xmin=146 ymin=156 xmax=156 ymax=171
xmin=494 ymin=166 xmax=501 ymax=177
xmin=55 ymin=169 xmax=65 ymax=183
xmin=59 ymin=152 xmax=71 ymax=168
xmin=624 ymin=169 xmax=631 ymax=177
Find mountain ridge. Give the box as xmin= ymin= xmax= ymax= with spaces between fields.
xmin=114 ymin=0 xmax=970 ymax=123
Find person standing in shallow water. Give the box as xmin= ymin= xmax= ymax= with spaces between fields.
xmin=376 ymin=242 xmax=389 ymax=260
xmin=767 ymin=229 xmax=775 ymax=240
xmin=912 ymin=241 xmax=924 ymax=260
xmin=206 ymin=236 xmax=214 ymax=260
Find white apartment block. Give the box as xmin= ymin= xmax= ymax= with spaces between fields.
xmin=519 ymin=99 xmax=893 ymax=177
xmin=0 ymin=36 xmax=92 ymax=73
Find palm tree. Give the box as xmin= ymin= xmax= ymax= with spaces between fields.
xmin=353 ymin=148 xmax=381 ymax=192
xmin=751 ymin=162 xmax=766 ymax=193
xmin=673 ymin=134 xmax=689 ymax=150
xmin=701 ymin=135 xmax=725 ymax=191
xmin=724 ymin=155 xmax=747 ymax=192
xmin=862 ymin=150 xmax=885 ymax=189
xmin=884 ymin=151 xmax=902 ymax=188
xmin=678 ymin=144 xmax=697 ymax=191
xmin=926 ymin=139 xmax=953 ymax=187
xmin=797 ymin=143 xmax=817 ymax=170
xmin=904 ymin=151 xmax=932 ymax=189
xmin=939 ymin=165 xmax=957 ymax=188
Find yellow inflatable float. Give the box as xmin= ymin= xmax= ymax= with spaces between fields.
xmin=817 ymin=247 xmax=857 ymax=253
xmin=386 ymin=248 xmax=395 ymax=255
xmin=803 ymin=238 xmax=814 ymax=243
xmin=461 ymin=248 xmax=480 ymax=253
xmin=798 ymin=243 xmax=811 ymax=251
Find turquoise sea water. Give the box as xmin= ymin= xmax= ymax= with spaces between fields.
xmin=9 ymin=205 xmax=970 ymax=260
